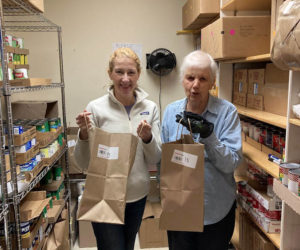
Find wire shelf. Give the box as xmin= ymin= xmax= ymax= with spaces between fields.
xmin=10 ymin=83 xmax=64 ymax=93
xmin=9 ymin=146 xmax=67 ymax=204
xmin=2 ymin=0 xmax=60 ymax=32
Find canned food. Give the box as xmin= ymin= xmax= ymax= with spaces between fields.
xmin=53 ymin=165 xmax=62 ymax=181
xmin=265 ymin=210 xmax=281 ymax=220
xmin=4 ymin=34 xmax=12 ymax=46
xmin=40 ymin=147 xmax=49 ymax=158
xmin=13 ymin=125 xmax=23 ymax=135
xmin=272 ymin=129 xmax=280 ymax=153
xmin=259 ymin=125 xmax=267 ymax=144
xmin=20 ymin=221 xmax=30 ymax=239
xmin=266 ymin=126 xmax=273 ymax=148
xmin=288 ymin=168 xmax=300 ymax=196
xmin=279 ymin=163 xmax=300 ymax=186
xmin=279 ymin=130 xmax=286 ymax=154
xmin=14 ymin=68 xmax=28 ymax=79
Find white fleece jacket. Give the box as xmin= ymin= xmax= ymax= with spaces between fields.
xmin=74 ymin=87 xmax=161 ymax=202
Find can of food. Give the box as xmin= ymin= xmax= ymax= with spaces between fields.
xmin=20 ymin=221 xmax=30 ymax=239
xmin=58 ymin=133 xmax=63 ymax=146
xmin=53 ymin=165 xmax=62 ymax=181
xmin=14 ymin=68 xmax=28 ymax=79
xmin=46 ymin=193 xmax=53 ymax=208
xmin=40 ymin=147 xmax=49 ymax=158
xmin=259 ymin=125 xmax=267 ymax=144
xmin=5 ymin=34 xmax=12 ymax=46
xmin=264 ymin=210 xmax=281 ymax=220
xmin=13 ymin=125 xmax=23 ymax=135
xmin=288 ymin=168 xmax=300 ymax=196
xmin=8 ymin=68 xmax=14 ymax=80
xmin=279 ymin=163 xmax=300 ymax=186
xmin=279 ymin=130 xmax=286 ymax=154
xmin=12 ymin=36 xmax=18 ymax=47
xmin=272 ymin=129 xmax=280 ymax=153
xmin=20 ymin=54 xmax=25 ymax=65
xmin=266 ymin=126 xmax=273 ymax=148
xmin=253 ymin=124 xmax=261 ymax=142
xmin=16 ymin=37 xmax=24 ymax=48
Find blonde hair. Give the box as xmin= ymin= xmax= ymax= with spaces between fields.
xmin=108 ymin=47 xmax=141 ymax=74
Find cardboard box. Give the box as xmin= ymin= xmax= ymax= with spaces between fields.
xmin=264 ymin=63 xmax=289 ymax=116
xmin=139 ymin=201 xmax=168 ymax=249
xmin=233 ymin=92 xmax=247 ymax=106
xmin=20 ymin=191 xmax=51 ymax=222
xmin=78 ymin=220 xmax=97 ymax=248
xmin=26 ymin=0 xmax=44 ymax=12
xmin=201 ymin=16 xmax=271 ymax=59
xmin=247 ymin=94 xmax=264 ymax=110
xmin=234 ymin=69 xmax=248 ymax=93
xmin=248 ymin=69 xmax=265 ymax=95
xmin=253 ymin=229 xmax=276 ymax=250
xmin=182 ymin=0 xmax=219 ymax=30
xmin=12 ymin=100 xmax=58 ymax=120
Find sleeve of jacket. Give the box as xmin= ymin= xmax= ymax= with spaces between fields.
xmin=73 ymin=103 xmax=96 ymax=170
xmin=143 ymin=104 xmax=162 ymax=165
xmin=200 ymin=107 xmax=243 ymax=174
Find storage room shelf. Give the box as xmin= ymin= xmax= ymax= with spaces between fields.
xmin=289 ymin=118 xmax=300 ymax=127
xmin=15 ymin=146 xmax=67 ymax=203
xmin=10 ymin=83 xmax=63 ymax=93
xmin=273 ymin=178 xmax=300 ymax=216
xmin=237 ymin=105 xmax=287 ymax=129
xmin=222 ymin=54 xmax=271 ymax=64
xmin=239 ymin=205 xmax=280 ymax=248
xmin=221 ymin=0 xmax=271 ymax=11
xmin=243 ymin=142 xmax=279 ymax=178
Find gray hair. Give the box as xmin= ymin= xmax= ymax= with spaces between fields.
xmin=180 ymin=50 xmax=218 ymax=83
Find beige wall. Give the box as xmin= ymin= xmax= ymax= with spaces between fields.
xmin=12 ymin=0 xmax=194 ymax=126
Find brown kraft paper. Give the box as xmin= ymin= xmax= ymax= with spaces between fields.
xmin=77 ymin=127 xmax=138 ymax=224
xmin=160 ymin=134 xmax=204 ymax=232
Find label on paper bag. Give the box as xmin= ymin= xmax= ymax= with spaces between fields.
xmin=171 ymin=149 xmax=198 ymax=169
xmin=97 ymin=144 xmax=119 ymax=160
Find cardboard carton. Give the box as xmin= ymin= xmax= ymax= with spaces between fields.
xmin=139 ymin=201 xmax=168 ymax=249
xmin=234 ymin=69 xmax=248 ymax=93
xmin=182 ymin=0 xmax=219 ymax=30
xmin=248 ymin=69 xmax=265 ymax=95
xmin=26 ymin=0 xmax=44 ymax=12
xmin=201 ymin=16 xmax=271 ymax=59
xmin=264 ymin=63 xmax=289 ymax=116
xmin=247 ymin=94 xmax=264 ymax=111
xmin=12 ymin=100 xmax=58 ymax=120
xmin=233 ymin=92 xmax=247 ymax=107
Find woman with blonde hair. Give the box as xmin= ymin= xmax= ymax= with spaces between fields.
xmin=74 ymin=47 xmax=161 ymax=250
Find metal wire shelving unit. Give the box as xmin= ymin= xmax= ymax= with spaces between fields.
xmin=0 ymin=1 xmax=71 ymax=249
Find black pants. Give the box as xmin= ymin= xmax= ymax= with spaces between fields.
xmin=91 ymin=196 xmax=147 ymax=250
xmin=167 ymin=201 xmax=236 ymax=250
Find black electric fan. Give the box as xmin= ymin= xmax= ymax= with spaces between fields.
xmin=146 ymin=48 xmax=176 ymax=76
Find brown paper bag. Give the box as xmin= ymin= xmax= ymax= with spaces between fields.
xmin=44 ymin=209 xmax=70 ymax=250
xmin=159 ymin=134 xmax=204 ymax=232
xmin=77 ymin=127 xmax=138 ymax=224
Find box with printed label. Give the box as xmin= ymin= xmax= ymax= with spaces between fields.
xmin=234 ymin=69 xmax=248 ymax=93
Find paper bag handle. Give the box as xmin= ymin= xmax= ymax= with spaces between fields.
xmin=176 ymin=117 xmax=193 ymax=140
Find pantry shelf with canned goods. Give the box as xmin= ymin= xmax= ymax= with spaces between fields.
xmin=243 ymin=142 xmax=279 ymax=179
xmin=237 ymin=105 xmax=287 ymax=129
xmin=221 ymin=0 xmax=271 ymax=11
xmin=238 ymin=203 xmax=281 ymax=249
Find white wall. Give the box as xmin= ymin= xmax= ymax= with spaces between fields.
xmin=12 ymin=0 xmax=194 ymax=126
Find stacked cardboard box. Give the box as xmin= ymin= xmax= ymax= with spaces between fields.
xmin=233 ymin=69 xmax=248 ymax=107
xmin=247 ymin=69 xmax=265 ymax=110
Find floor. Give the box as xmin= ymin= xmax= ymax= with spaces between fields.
xmin=72 ymin=234 xmax=168 ymax=250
